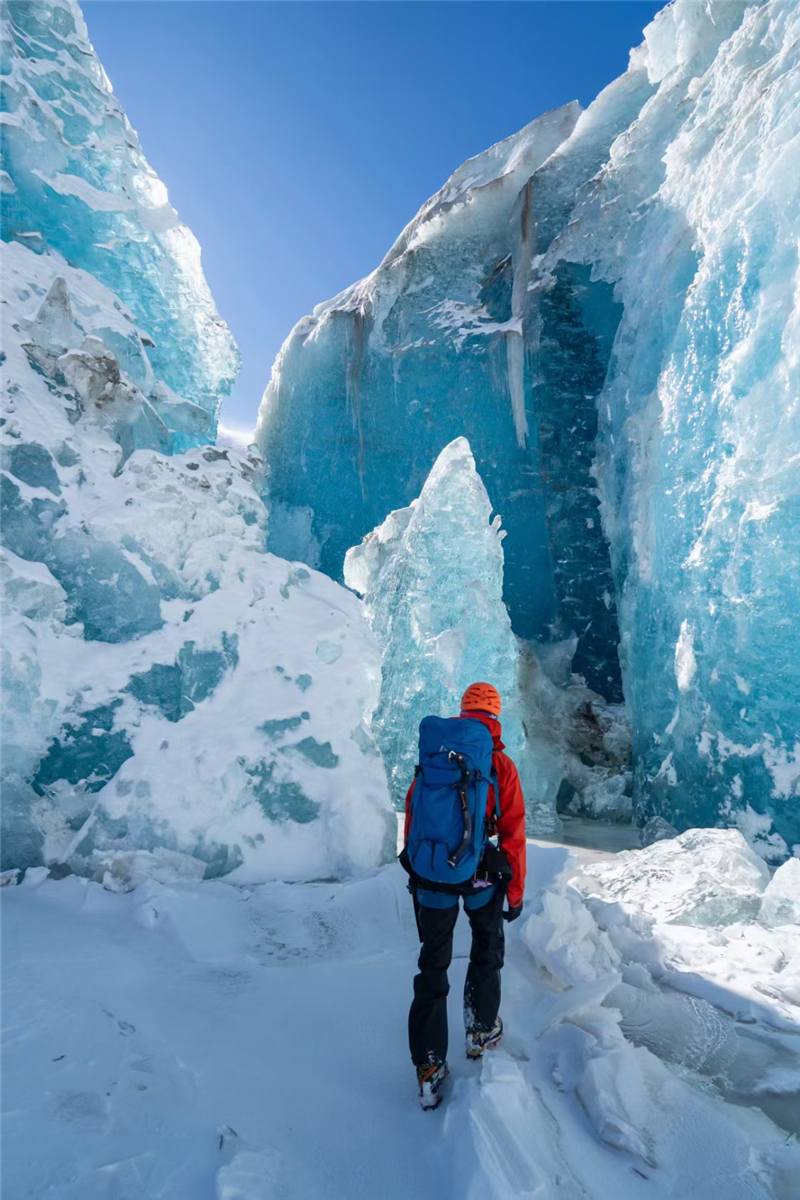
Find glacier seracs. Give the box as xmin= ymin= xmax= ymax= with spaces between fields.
xmin=546 ymin=0 xmax=800 ymax=855
xmin=0 ymin=2 xmax=394 ymax=882
xmin=1 ymin=0 xmax=239 ymax=439
xmin=258 ymin=0 xmax=800 ymax=856
xmin=255 ymin=101 xmax=631 ymax=696
xmin=345 ymin=437 xmax=633 ymax=831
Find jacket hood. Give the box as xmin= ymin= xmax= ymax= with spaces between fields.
xmin=460 ymin=710 xmax=505 ymax=751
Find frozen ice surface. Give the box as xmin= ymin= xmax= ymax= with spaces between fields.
xmin=5 ymin=855 xmax=798 ymax=1200
xmin=760 ymin=858 xmax=800 ymax=928
xmin=1 ymin=0 xmax=238 ymax=433
xmin=581 ymin=828 xmax=770 ymax=926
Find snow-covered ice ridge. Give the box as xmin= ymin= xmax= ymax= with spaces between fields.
xmin=258 ymin=0 xmax=800 ymax=857
xmin=1 ymin=0 xmax=239 ymax=432
xmin=1 ymin=3 xmax=395 ymax=880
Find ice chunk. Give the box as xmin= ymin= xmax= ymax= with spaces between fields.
xmin=577 ymin=1047 xmax=655 ymax=1164
xmin=345 ymin=437 xmax=533 ymax=814
xmin=760 ymin=859 xmax=800 ymax=928
xmin=583 ymin=829 xmax=770 ymax=926
xmin=640 ymin=816 xmax=678 ymax=847
xmin=522 ymin=883 xmax=620 ymax=986
xmin=28 ymin=277 xmax=81 ymax=357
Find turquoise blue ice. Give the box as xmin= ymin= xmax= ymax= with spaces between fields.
xmin=2 ymin=0 xmax=799 ymax=873
xmin=1 ymin=0 xmax=239 ymax=439
xmin=259 ymin=0 xmax=800 ymax=856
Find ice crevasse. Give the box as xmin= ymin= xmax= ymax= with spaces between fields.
xmin=258 ymin=0 xmax=800 ymax=857
xmin=0 ymin=0 xmax=395 ymax=881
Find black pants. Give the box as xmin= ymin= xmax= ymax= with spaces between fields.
xmin=408 ymin=887 xmax=505 ymax=1067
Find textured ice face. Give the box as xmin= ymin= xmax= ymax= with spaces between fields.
xmin=0 ymin=245 xmax=394 ymax=880
xmin=581 ymin=828 xmax=770 ymax=927
xmin=345 ymin=438 xmax=633 ymax=831
xmin=344 ymin=437 xmax=527 ymax=807
xmin=259 ymin=0 xmax=800 ymax=857
xmin=257 ymin=102 xmax=632 ymax=696
xmin=0 ymin=248 xmax=394 ymax=879
xmin=1 ymin=0 xmax=239 ymax=433
xmin=0 ymin=5 xmax=394 ymax=883
xmin=544 ymin=0 xmax=800 ymax=854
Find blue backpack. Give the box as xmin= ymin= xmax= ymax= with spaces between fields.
xmin=406 ymin=715 xmax=496 ymax=885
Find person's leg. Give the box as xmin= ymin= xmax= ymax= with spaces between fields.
xmin=408 ymin=893 xmax=459 ymax=1066
xmin=463 ymin=885 xmax=505 ymax=1032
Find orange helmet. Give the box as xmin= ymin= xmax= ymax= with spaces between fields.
xmin=461 ymin=682 xmax=501 ymax=717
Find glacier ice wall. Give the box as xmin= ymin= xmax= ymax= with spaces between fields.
xmin=257 ymin=101 xmax=632 ymax=698
xmin=543 ymin=0 xmax=800 ymax=855
xmin=1 ymin=0 xmax=239 ymax=439
xmin=0 ymin=1 xmax=394 ymax=882
xmin=260 ymin=0 xmax=800 ymax=856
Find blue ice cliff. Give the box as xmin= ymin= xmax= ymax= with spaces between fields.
xmin=1 ymin=0 xmax=239 ymax=441
xmin=1 ymin=0 xmax=394 ymax=881
xmin=259 ymin=0 xmax=800 ymax=857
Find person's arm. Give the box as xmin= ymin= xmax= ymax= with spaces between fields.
xmin=494 ymin=754 xmax=526 ymax=910
xmin=403 ymin=779 xmax=415 ymax=845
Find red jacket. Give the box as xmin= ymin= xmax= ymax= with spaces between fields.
xmin=404 ymin=711 xmax=527 ymax=908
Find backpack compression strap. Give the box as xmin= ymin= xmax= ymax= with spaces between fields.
xmin=447 ymin=751 xmax=474 ymax=869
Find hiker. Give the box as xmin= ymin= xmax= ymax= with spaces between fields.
xmin=400 ymin=682 xmax=526 ymax=1109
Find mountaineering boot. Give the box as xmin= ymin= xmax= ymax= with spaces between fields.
xmin=465 ymin=1016 xmax=503 ymax=1059
xmin=417 ymin=1060 xmax=449 ymax=1110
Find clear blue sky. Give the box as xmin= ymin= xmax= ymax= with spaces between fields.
xmin=82 ymin=1 xmax=663 ymax=431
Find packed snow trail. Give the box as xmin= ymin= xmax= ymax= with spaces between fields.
xmin=3 ymin=844 xmax=797 ymax=1199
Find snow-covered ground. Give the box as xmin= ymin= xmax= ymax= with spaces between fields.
xmin=4 ymin=838 xmax=798 ymax=1199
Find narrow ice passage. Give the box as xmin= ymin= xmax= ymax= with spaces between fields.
xmin=4 ymin=843 xmax=794 ymax=1200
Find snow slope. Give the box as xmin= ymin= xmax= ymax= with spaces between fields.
xmin=4 ymin=836 xmax=797 ymax=1199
